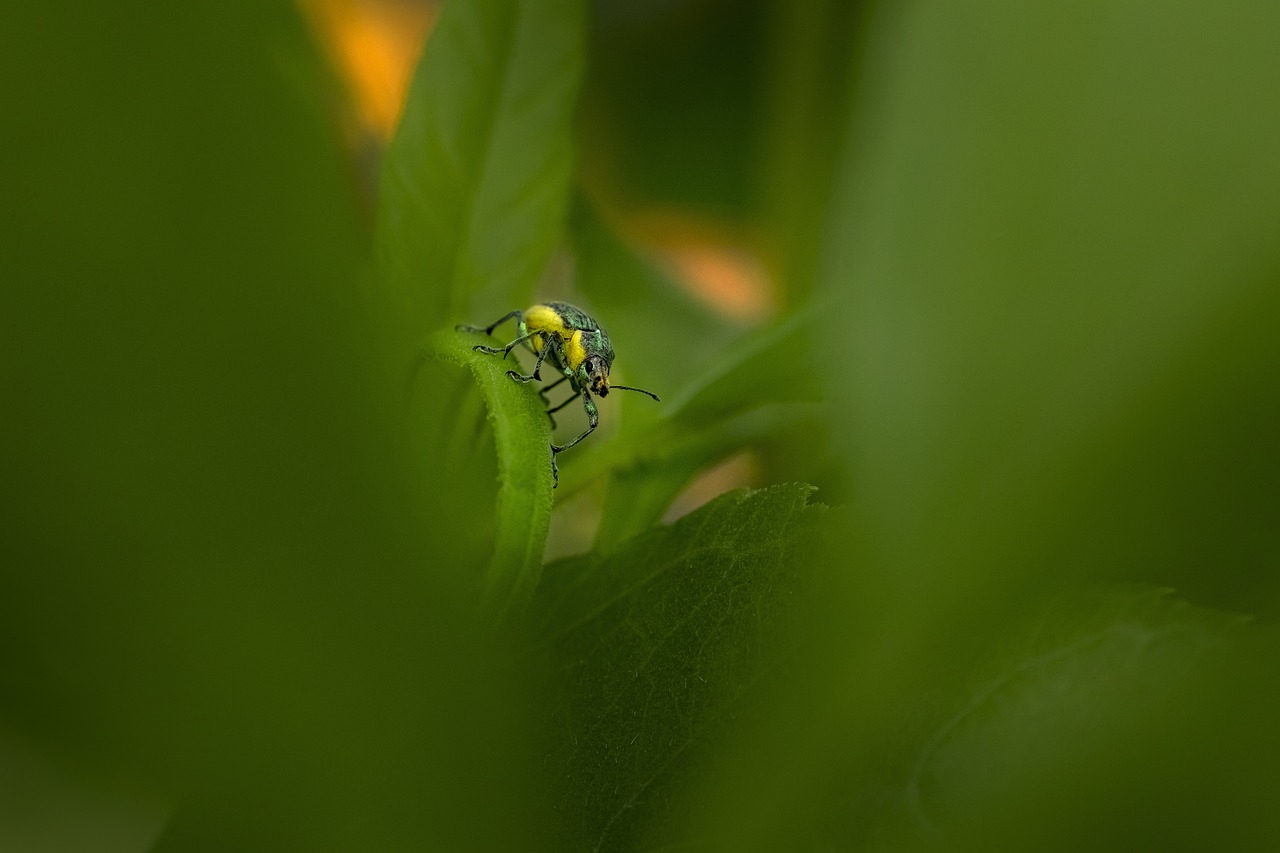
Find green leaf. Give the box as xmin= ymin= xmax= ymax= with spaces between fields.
xmin=1 ymin=3 xmax=541 ymax=849
xmin=376 ymin=0 xmax=587 ymax=337
xmin=880 ymin=587 xmax=1251 ymax=848
xmin=820 ymin=0 xmax=1280 ymax=619
xmin=662 ymin=306 xmax=822 ymax=425
xmin=527 ymin=484 xmax=827 ymax=851
xmin=757 ymin=0 xmax=864 ymax=305
xmin=0 ymin=726 xmax=166 ymax=853
xmin=421 ymin=330 xmax=554 ymax=615
xmin=684 ymin=2 xmax=1280 ymax=849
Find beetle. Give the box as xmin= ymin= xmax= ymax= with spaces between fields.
xmin=456 ymin=301 xmax=660 ymax=486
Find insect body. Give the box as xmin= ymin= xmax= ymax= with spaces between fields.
xmin=456 ymin=302 xmax=660 ymax=486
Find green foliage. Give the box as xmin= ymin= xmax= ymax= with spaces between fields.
xmin=528 ymin=485 xmax=824 ymax=850
xmin=873 ymin=587 xmax=1254 ymax=850
xmin=4 ymin=0 xmax=1280 ymax=851
xmin=687 ymin=2 xmax=1280 ymax=850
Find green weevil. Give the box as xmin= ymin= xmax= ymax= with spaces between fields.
xmin=457 ymin=301 xmax=660 ymax=486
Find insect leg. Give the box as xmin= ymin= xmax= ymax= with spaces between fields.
xmin=472 ymin=330 xmax=538 ymax=362
xmin=506 ymin=341 xmax=549 ymax=383
xmin=545 ymin=387 xmax=579 ymax=416
xmin=455 ymin=309 xmax=522 ymax=337
xmin=501 ymin=333 xmax=558 ymax=381
xmin=537 ymin=374 xmax=572 ymax=427
xmin=503 ymin=332 xmax=539 ymax=360
xmin=537 ymin=374 xmax=570 ymax=399
xmin=551 ymin=390 xmax=598 ymax=455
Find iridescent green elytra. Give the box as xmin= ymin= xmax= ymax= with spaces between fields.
xmin=457 ymin=301 xmax=660 ymax=486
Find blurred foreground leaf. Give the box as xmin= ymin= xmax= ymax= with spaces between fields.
xmin=1 ymin=2 xmax=538 ymax=850
xmin=377 ymin=0 xmax=587 ymax=334
xmin=823 ymin=0 xmax=1280 ymax=625
xmin=876 ymin=587 xmax=1256 ymax=851
xmin=527 ymin=484 xmax=827 ymax=851
xmin=0 ymin=725 xmax=165 ymax=853
xmin=688 ymin=1 xmax=1280 ymax=849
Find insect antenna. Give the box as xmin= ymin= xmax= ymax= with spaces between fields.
xmin=611 ymin=384 xmax=661 ymax=402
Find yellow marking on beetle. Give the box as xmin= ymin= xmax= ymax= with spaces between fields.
xmin=524 ymin=304 xmax=565 ymax=336
xmin=564 ymin=330 xmax=586 ymax=371
xmin=523 ymin=304 xmax=587 ymax=370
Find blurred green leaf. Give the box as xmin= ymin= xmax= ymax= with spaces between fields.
xmin=663 ymin=306 xmax=821 ymax=424
xmin=815 ymin=0 xmax=1280 ymax=696
xmin=877 ymin=587 xmax=1252 ymax=850
xmin=376 ymin=0 xmax=587 ymax=336
xmin=0 ymin=725 xmax=166 ymax=853
xmin=527 ymin=484 xmax=826 ymax=851
xmin=758 ymin=0 xmax=866 ymax=304
xmin=686 ymin=1 xmax=1280 ymax=849
xmin=821 ymin=0 xmax=1280 ymax=620
xmin=423 ymin=330 xmax=555 ymax=615
xmin=1 ymin=2 xmax=539 ymax=850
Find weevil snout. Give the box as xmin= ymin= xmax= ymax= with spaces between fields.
xmin=585 ymin=355 xmax=610 ymax=396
